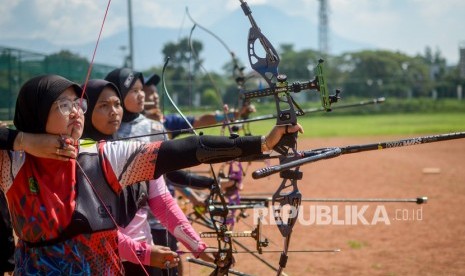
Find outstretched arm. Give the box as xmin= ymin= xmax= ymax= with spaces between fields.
xmin=155 ymin=124 xmax=303 ymax=178
xmin=110 ymin=124 xmax=303 ymax=188
xmin=165 ymin=170 xmax=214 ymax=189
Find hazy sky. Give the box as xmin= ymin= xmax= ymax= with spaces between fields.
xmin=1 ymin=0 xmax=464 ymax=65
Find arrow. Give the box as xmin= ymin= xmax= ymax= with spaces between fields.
xmin=240 ymin=196 xmax=428 ymax=205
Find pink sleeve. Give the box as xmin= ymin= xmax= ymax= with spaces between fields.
xmin=148 ymin=177 xmax=207 ymax=257
xmin=117 ymin=231 xmax=151 ymax=266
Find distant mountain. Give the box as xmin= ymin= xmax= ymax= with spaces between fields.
xmin=0 ymin=5 xmax=374 ymax=73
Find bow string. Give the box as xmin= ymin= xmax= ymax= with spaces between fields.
xmin=75 ymin=1 xmax=152 ymax=275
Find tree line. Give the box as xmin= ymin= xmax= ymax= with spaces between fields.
xmin=1 ymin=39 xmax=464 ymax=115
xmin=154 ymin=38 xmax=464 ymax=108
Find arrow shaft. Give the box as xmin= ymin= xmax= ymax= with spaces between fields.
xmin=301 ymin=198 xmax=427 ymax=203
xmin=240 ymin=197 xmax=427 ymax=204
xmin=180 ymin=249 xmax=340 ymax=254
xmin=232 ymin=239 xmax=280 ymax=272
xmin=186 ymin=257 xmax=252 ymax=276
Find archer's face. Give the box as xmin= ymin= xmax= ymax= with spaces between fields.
xmin=45 ymin=88 xmax=85 ymax=140
xmin=92 ymin=87 xmax=123 ymax=135
xmin=124 ymin=79 xmax=145 ymax=113
xmin=143 ymin=84 xmax=159 ymax=108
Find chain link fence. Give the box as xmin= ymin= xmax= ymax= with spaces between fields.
xmin=0 ymin=46 xmax=117 ymax=121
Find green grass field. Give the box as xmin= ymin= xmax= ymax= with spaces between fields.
xmin=2 ymin=110 xmax=463 ymax=138
xmin=200 ymin=112 xmax=465 ymax=138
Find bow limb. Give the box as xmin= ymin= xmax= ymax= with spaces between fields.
xmin=239 ymin=0 xmax=280 ymax=87
xmin=186 ymin=7 xmax=253 ymax=136
xmin=186 ymin=11 xmax=224 ymax=111
xmin=186 ymin=6 xmax=244 ymax=86
xmin=186 ymin=7 xmax=235 ymax=61
xmin=162 ymin=57 xmax=196 ymax=134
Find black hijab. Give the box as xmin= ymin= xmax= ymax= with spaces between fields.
xmin=104 ymin=68 xmax=144 ymax=123
xmin=14 ymin=75 xmax=83 ymax=133
xmin=82 ymin=79 xmax=121 ymax=141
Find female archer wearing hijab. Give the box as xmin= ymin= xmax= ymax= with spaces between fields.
xmin=82 ymin=79 xmax=216 ymax=273
xmin=0 ymin=74 xmax=302 ymax=275
xmin=1 ymin=75 xmax=129 ymax=274
xmin=105 ymin=68 xmax=218 ymax=275
xmin=82 ymin=79 xmax=182 ymax=271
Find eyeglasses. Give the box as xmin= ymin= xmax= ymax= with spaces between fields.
xmin=55 ymin=98 xmax=88 ymax=116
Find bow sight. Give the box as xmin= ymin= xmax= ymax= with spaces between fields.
xmin=240 ymin=61 xmax=340 ymax=112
